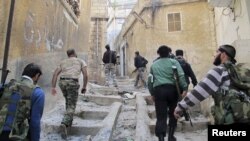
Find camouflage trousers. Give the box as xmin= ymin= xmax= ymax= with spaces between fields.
xmin=59 ymin=79 xmax=80 ymax=127
xmin=104 ymin=63 xmax=117 ymax=86
xmin=134 ymin=67 xmax=147 ymax=87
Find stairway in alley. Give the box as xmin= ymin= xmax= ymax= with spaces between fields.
xmin=41 ymin=76 xmax=209 ymax=141
xmin=115 ymin=77 xmax=209 ymax=141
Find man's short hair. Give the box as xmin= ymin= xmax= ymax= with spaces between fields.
xmin=67 ymin=49 xmax=76 ymax=57
xmin=135 ymin=51 xmax=139 ymax=55
xmin=105 ymin=44 xmax=110 ymax=50
xmin=175 ymin=49 xmax=184 ymax=56
xmin=22 ymin=63 xmax=42 ymax=78
xmin=157 ymin=45 xmax=170 ymax=57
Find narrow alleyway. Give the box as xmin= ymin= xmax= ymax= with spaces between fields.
xmin=1 ymin=1 xmax=250 ymax=141
xmin=40 ymin=76 xmax=209 ymax=141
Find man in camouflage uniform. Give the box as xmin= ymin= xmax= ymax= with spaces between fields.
xmin=51 ymin=49 xmax=88 ymax=139
xmin=102 ymin=44 xmax=118 ymax=87
xmin=0 ymin=63 xmax=44 ymax=141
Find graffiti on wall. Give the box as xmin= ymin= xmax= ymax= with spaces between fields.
xmin=24 ymin=11 xmax=64 ymax=51
xmin=24 ymin=13 xmax=42 ymax=48
xmin=46 ymin=37 xmax=64 ymax=51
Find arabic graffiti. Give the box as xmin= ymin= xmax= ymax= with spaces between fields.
xmin=24 ymin=12 xmax=64 ymax=51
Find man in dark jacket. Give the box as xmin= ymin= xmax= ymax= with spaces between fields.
xmin=175 ymin=49 xmax=197 ymax=88
xmin=102 ymin=44 xmax=118 ymax=87
xmin=134 ymin=51 xmax=148 ymax=88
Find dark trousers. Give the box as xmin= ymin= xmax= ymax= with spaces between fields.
xmin=0 ymin=131 xmax=11 ymax=141
xmin=154 ymin=84 xmax=178 ymax=137
xmin=0 ymin=131 xmax=30 ymax=141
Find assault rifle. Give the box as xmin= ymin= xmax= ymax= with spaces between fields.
xmin=238 ymin=91 xmax=250 ymax=103
xmin=0 ymin=68 xmax=11 ymax=98
xmin=172 ymin=66 xmax=193 ymax=127
xmin=132 ymin=68 xmax=138 ymax=74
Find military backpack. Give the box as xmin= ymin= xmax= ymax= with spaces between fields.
xmin=211 ymin=62 xmax=250 ymax=124
xmin=0 ymin=79 xmax=35 ymax=140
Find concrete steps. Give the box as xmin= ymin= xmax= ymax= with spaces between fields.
xmin=41 ymin=95 xmax=122 ymax=141
xmin=135 ymin=95 xmax=210 ymax=141
xmin=41 ymin=76 xmax=210 ymax=141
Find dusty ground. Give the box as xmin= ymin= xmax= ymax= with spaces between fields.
xmin=112 ymin=99 xmax=137 ymax=141
xmin=41 ymin=85 xmax=208 ymax=141
xmin=112 ymin=89 xmax=208 ymax=141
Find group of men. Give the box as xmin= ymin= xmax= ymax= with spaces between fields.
xmin=134 ymin=48 xmax=197 ymax=90
xmin=0 ymin=44 xmax=121 ymax=140
xmin=0 ymin=44 xmax=119 ymax=140
xmin=148 ymin=44 xmax=250 ymax=141
xmin=0 ymin=49 xmax=88 ymax=140
xmin=0 ymin=44 xmax=248 ymax=141
xmin=148 ymin=46 xmax=197 ymax=141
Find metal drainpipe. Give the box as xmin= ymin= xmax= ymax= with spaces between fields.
xmin=1 ymin=0 xmax=16 ymax=84
xmin=96 ymin=18 xmax=99 ymax=82
xmin=96 ymin=18 xmax=99 ymax=59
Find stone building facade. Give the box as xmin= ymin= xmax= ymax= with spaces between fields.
xmin=113 ymin=0 xmax=216 ymax=118
xmin=0 ymin=0 xmax=91 ymax=87
xmin=114 ymin=0 xmax=216 ymax=80
xmin=210 ymin=0 xmax=250 ymax=64
xmin=88 ymin=0 xmax=109 ymax=84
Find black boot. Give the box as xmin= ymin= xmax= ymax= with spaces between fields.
xmin=158 ymin=135 xmax=165 ymax=141
xmin=168 ymin=127 xmax=176 ymax=141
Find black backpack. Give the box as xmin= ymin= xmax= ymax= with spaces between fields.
xmin=141 ymin=57 xmax=148 ymax=67
xmin=111 ymin=51 xmax=117 ymax=64
xmin=103 ymin=51 xmax=116 ymax=64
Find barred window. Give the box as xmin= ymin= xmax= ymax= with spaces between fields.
xmin=167 ymin=13 xmax=181 ymax=32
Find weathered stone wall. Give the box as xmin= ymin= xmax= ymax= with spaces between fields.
xmin=0 ymin=0 xmax=91 ymax=86
xmin=115 ymin=0 xmax=216 ymax=80
xmin=0 ymin=0 xmax=10 ymax=61
xmin=114 ymin=0 xmax=216 ymax=118
xmin=88 ymin=0 xmax=108 ymax=84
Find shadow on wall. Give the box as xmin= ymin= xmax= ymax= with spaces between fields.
xmin=3 ymin=52 xmax=88 ymax=113
xmin=8 ymin=52 xmax=87 ymax=86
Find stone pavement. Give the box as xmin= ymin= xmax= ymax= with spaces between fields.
xmin=40 ymin=76 xmax=210 ymax=141
xmin=115 ymin=77 xmax=210 ymax=141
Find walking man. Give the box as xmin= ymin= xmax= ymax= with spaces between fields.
xmin=51 ymin=49 xmax=88 ymax=139
xmin=0 ymin=63 xmax=45 ymax=141
xmin=148 ymin=46 xmax=188 ymax=141
xmin=134 ymin=51 xmax=148 ymax=88
xmin=175 ymin=49 xmax=197 ymax=88
xmin=102 ymin=44 xmax=118 ymax=87
xmin=174 ymin=45 xmax=249 ymax=125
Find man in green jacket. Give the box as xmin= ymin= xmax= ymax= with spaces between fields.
xmin=149 ymin=45 xmax=188 ymax=141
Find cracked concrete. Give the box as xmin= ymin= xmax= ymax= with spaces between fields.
xmin=41 ymin=77 xmax=209 ymax=141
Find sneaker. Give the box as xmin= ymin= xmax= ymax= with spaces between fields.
xmin=60 ymin=124 xmax=68 ymax=139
